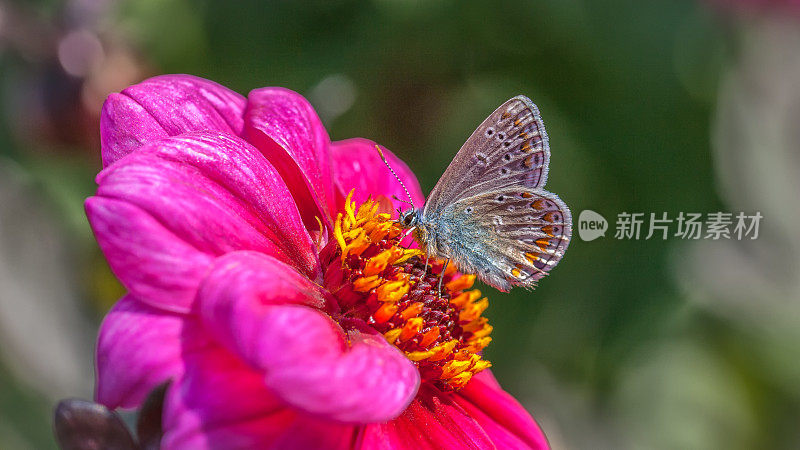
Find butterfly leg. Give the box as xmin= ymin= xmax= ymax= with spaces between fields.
xmin=398 ymin=228 xmax=415 ymax=249
xmin=437 ymin=258 xmax=449 ymax=298
xmin=423 ymin=253 xmax=430 ymax=277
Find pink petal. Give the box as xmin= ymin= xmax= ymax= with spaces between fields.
xmin=85 ymin=196 xmax=214 ymax=313
xmin=98 ymin=132 xmax=318 ymax=274
xmin=198 ymin=251 xmax=332 ymax=318
xmin=243 ymin=87 xmax=335 ymax=232
xmin=330 ymin=138 xmax=425 ymax=217
xmin=162 ymin=344 xmax=295 ymax=449
xmin=472 ymin=369 xmax=503 ymax=390
xmin=101 ymin=74 xmax=246 ymax=167
xmin=358 ymin=384 xmax=494 ymax=449
xmin=265 ymin=417 xmax=358 ymax=450
xmin=197 ymin=253 xmax=419 ymax=423
xmin=453 ymin=375 xmax=550 ymax=449
xmin=87 ymin=132 xmax=321 ymax=311
xmin=261 ymin=324 xmax=418 ymax=423
xmin=162 ymin=344 xmax=358 ymax=450
xmin=95 ymin=295 xmax=201 ymax=409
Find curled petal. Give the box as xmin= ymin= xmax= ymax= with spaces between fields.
xmin=101 ymin=74 xmax=246 ymax=167
xmin=261 ymin=323 xmax=418 ymax=423
xmin=453 ymin=374 xmax=550 ymax=449
xmin=243 ymin=87 xmax=335 ymax=231
xmin=330 ymin=138 xmax=425 ymax=216
xmin=198 ymin=251 xmax=331 ymax=318
xmin=162 ymin=344 xmax=359 ymax=450
xmin=197 ymin=256 xmax=419 ymax=423
xmin=85 ymin=197 xmax=214 ymax=312
xmin=88 ymin=132 xmax=321 ymax=311
xmin=96 ymin=296 xmax=201 ymax=408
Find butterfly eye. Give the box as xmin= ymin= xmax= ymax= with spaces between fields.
xmin=496 ymin=195 xmax=505 ymax=201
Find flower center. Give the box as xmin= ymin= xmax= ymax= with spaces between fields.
xmin=321 ymin=192 xmax=492 ymax=390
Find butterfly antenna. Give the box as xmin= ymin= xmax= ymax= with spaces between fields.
xmin=375 ymin=145 xmax=415 ymax=208
xmin=392 ymin=195 xmax=414 ymax=206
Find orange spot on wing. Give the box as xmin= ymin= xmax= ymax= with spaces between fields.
xmin=541 ymin=225 xmax=555 ymax=236
xmin=524 ymin=156 xmax=533 ymax=168
xmin=535 ymin=238 xmax=550 ymax=251
xmin=544 ymin=212 xmax=559 ymax=223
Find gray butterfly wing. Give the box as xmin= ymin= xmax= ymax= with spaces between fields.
xmin=424 ymin=96 xmax=550 ymax=217
xmin=421 ymin=96 xmax=570 ymax=290
xmin=433 ymin=188 xmax=571 ymax=291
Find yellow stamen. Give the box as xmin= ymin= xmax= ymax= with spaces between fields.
xmin=334 ymin=216 xmax=347 ymax=260
xmin=446 ymin=274 xmax=476 ymax=292
xmin=459 ymin=297 xmax=489 ymax=322
xmin=450 ymin=289 xmax=481 ymax=308
xmin=399 ymin=317 xmax=424 ymax=341
xmin=376 ymin=279 xmax=409 ymax=303
xmin=428 ymin=340 xmax=459 ymax=361
xmin=465 ymin=337 xmax=492 ymax=353
xmin=344 ymin=190 xmax=357 ymax=223
xmin=374 ymin=302 xmax=399 ymax=323
xmin=394 ymin=248 xmax=423 ymax=264
xmin=364 ymin=247 xmax=404 ymax=276
xmin=353 ymin=275 xmax=381 ymax=292
xmin=471 ymin=324 xmax=493 ymax=339
xmin=400 ymin=302 xmax=424 ymax=320
xmin=384 ymin=328 xmax=402 ymax=344
xmin=420 ymin=327 xmax=440 ymax=347
xmin=326 ymin=195 xmax=493 ymax=390
xmin=441 ymin=358 xmax=473 ymax=379
xmin=449 ymin=373 xmax=474 ymax=388
xmin=406 ymin=349 xmax=437 ymax=361
xmin=461 ymin=317 xmax=488 ymax=333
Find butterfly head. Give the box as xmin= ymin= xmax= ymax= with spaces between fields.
xmin=398 ymin=208 xmax=420 ymax=229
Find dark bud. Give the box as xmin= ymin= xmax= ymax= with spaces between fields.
xmin=136 ymin=382 xmax=170 ymax=450
xmin=53 ymin=399 xmax=137 ymax=450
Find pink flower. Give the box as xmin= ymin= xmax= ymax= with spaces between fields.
xmin=89 ymin=74 xmax=550 ymax=449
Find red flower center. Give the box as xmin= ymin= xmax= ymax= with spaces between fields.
xmin=320 ymin=192 xmax=492 ymax=390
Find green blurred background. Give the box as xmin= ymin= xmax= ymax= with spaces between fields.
xmin=1 ymin=0 xmax=799 ymax=448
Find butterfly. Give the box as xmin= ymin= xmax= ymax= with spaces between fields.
xmin=382 ymin=95 xmax=572 ymax=292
